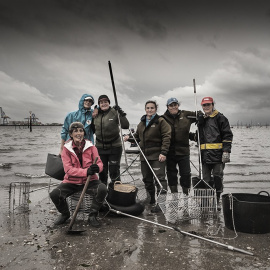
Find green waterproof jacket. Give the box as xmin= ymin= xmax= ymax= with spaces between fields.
xmin=162 ymin=109 xmax=196 ymax=156
xmin=93 ymin=107 xmax=129 ymax=150
xmin=133 ymin=114 xmax=171 ymax=161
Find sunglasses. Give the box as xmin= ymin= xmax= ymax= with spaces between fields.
xmin=202 ymin=103 xmax=212 ymax=107
xmin=84 ymin=99 xmax=93 ymax=103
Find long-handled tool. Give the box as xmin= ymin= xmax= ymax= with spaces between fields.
xmin=193 ymin=78 xmax=203 ymax=182
xmin=106 ymin=202 xmax=253 ymax=256
xmin=108 ymin=60 xmax=128 ymax=168
xmin=67 ymin=157 xmax=98 ymax=234
xmin=192 ymin=78 xmax=211 ymax=188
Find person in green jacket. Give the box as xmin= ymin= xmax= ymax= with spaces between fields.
xmin=162 ymin=98 xmax=197 ymax=195
xmin=124 ymin=100 xmax=171 ymax=206
xmin=92 ymin=95 xmax=129 ymax=187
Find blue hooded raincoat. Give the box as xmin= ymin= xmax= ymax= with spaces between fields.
xmin=61 ymin=94 xmax=95 ymax=143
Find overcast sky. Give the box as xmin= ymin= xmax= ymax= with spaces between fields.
xmin=0 ymin=0 xmax=270 ymax=126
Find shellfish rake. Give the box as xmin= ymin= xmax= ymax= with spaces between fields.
xmin=106 ymin=203 xmax=253 ymax=256
xmin=157 ymin=179 xmax=217 ymax=223
xmin=130 ymin=129 xmax=217 ymax=222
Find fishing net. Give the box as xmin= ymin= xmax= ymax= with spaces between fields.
xmin=157 ymin=179 xmax=218 ymax=224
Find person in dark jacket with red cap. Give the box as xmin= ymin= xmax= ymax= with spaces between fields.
xmin=197 ymin=97 xmax=233 ymax=210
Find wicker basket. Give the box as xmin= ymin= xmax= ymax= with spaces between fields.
xmin=113 ymin=181 xmax=136 ymax=193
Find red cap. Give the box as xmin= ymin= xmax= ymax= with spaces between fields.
xmin=201 ymin=97 xmax=214 ymax=105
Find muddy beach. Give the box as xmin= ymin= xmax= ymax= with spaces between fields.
xmin=1 ymin=191 xmax=270 ymax=270
xmin=1 ymin=126 xmax=270 ymax=269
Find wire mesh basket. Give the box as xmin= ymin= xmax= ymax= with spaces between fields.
xmin=9 ymin=182 xmax=30 ymax=212
xmin=157 ymin=180 xmax=218 ymax=223
xmin=67 ymin=193 xmax=93 ymax=220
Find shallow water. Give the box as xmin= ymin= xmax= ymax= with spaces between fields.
xmin=1 ymin=126 xmax=270 ymax=207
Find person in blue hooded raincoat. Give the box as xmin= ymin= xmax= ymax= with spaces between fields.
xmin=59 ymin=94 xmax=95 ymax=155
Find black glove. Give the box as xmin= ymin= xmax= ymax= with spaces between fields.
xmin=87 ymin=164 xmax=100 ymax=176
xmin=113 ymin=105 xmax=126 ymax=117
xmin=189 ymin=131 xmax=198 ymax=142
xmin=196 ymin=111 xmax=205 ymax=126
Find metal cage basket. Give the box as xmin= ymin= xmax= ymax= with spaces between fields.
xmin=157 ymin=179 xmax=218 ymax=223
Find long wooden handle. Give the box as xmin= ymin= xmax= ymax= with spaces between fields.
xmin=108 ymin=60 xmax=118 ymax=106
xmin=67 ymin=157 xmax=98 ymax=230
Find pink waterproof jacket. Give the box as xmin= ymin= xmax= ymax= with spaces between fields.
xmin=61 ymin=139 xmax=103 ymax=184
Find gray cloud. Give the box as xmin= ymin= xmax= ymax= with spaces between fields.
xmin=0 ymin=0 xmax=270 ymax=126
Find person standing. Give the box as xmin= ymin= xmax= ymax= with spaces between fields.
xmin=50 ymin=122 xmax=107 ymax=228
xmin=197 ymin=97 xmax=233 ymax=210
xmin=124 ymin=100 xmax=171 ymax=206
xmin=59 ymin=94 xmax=95 ymax=155
xmin=92 ymin=95 xmax=129 ymax=187
xmin=161 ymin=98 xmax=197 ymax=195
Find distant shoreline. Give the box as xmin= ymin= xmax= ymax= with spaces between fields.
xmin=0 ymin=124 xmax=62 ymax=126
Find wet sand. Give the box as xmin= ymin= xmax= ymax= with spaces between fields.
xmin=1 ymin=190 xmax=270 ymax=270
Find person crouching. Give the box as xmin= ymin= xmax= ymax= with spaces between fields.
xmin=50 ymin=122 xmax=107 ymax=228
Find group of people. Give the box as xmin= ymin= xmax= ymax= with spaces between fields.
xmin=49 ymin=92 xmax=233 ymax=227
xmin=50 ymin=94 xmax=129 ymax=228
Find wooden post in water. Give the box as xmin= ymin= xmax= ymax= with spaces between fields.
xmin=29 ymin=111 xmax=32 ymax=132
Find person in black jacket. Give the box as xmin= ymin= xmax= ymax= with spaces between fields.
xmin=162 ymin=98 xmax=197 ymax=195
xmin=91 ymin=95 xmax=129 ymax=187
xmin=197 ymin=97 xmax=233 ymax=210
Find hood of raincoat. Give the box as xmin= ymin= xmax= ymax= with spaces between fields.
xmin=79 ymin=94 xmax=95 ymax=111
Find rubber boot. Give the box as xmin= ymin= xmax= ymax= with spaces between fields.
xmin=182 ymin=187 xmax=189 ymax=195
xmin=159 ymin=179 xmax=168 ymax=194
xmin=148 ymin=191 xmax=156 ymax=205
xmin=169 ymin=186 xmax=178 ymax=193
xmin=216 ymin=192 xmax=222 ymax=211
xmin=54 ymin=212 xmax=70 ymax=225
xmin=151 ymin=204 xmax=162 ymax=213
xmin=108 ymin=181 xmax=114 ymax=190
xmin=88 ymin=212 xmax=101 ymax=228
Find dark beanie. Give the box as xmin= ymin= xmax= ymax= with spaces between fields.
xmin=69 ymin=122 xmax=85 ymax=135
xmin=98 ymin=95 xmax=110 ymax=104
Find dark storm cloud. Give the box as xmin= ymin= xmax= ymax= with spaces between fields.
xmin=1 ymin=0 xmax=270 ymax=124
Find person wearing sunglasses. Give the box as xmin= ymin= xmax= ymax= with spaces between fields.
xmin=197 ymin=97 xmax=233 ymax=210
xmin=60 ymin=94 xmax=96 ymax=156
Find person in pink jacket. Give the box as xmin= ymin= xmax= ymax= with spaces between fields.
xmin=50 ymin=122 xmax=107 ymax=228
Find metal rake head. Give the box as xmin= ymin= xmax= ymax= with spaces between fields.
xmin=157 ymin=188 xmax=218 ymax=223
